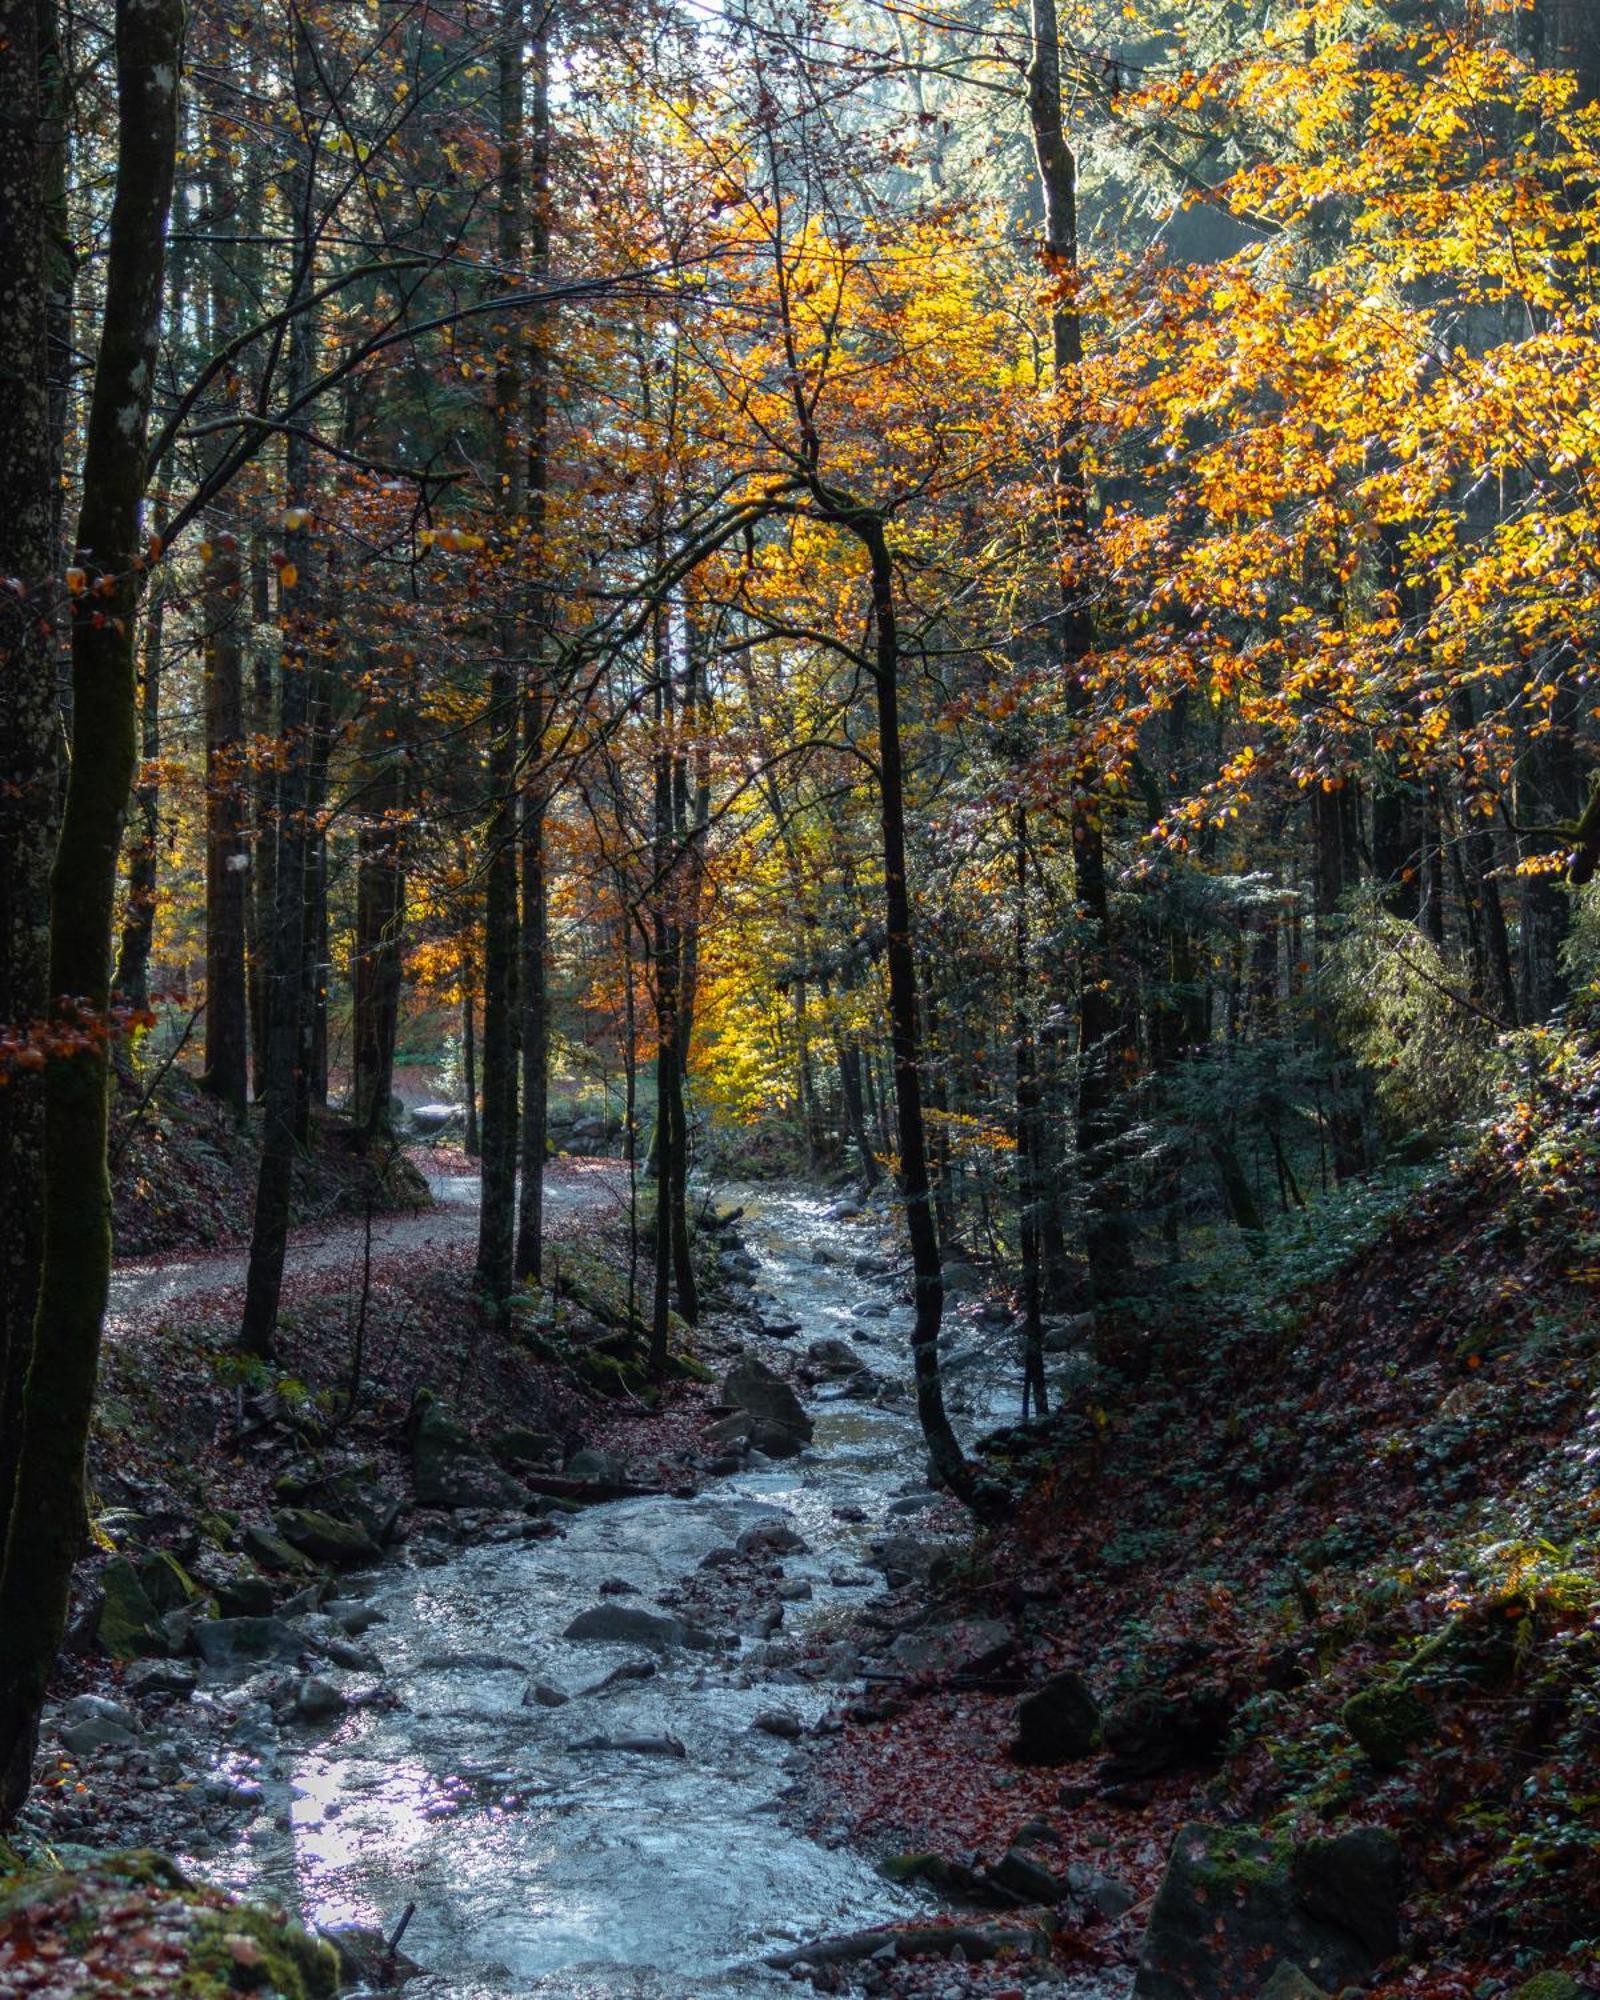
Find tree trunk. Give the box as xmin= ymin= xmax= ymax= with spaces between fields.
xmin=114 ymin=370 xmax=180 ymax=1015
xmin=1014 ymin=805 xmax=1048 ymax=1418
xmin=848 ymin=507 xmax=977 ymax=1507
xmin=0 ymin=0 xmax=183 ymax=1822
xmin=240 ymin=12 xmax=321 ymax=1357
xmin=200 ymin=523 xmax=250 ymax=1116
xmin=515 ymin=4 xmax=552 ymax=1284
xmin=247 ymin=557 xmax=276 ymax=1099
xmin=1026 ymin=0 xmax=1130 ymax=1308
xmin=0 ymin=0 xmax=66 ymax=1594
xmin=351 ymin=753 xmax=406 ymax=1142
xmin=462 ymin=982 xmax=480 ymax=1156
xmin=474 ymin=0 xmax=523 ymax=1306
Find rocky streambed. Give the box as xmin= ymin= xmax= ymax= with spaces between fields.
xmin=100 ymin=1184 xmax=1082 ymax=1997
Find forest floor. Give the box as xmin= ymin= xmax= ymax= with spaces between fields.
xmin=803 ymin=1091 xmax=1600 ymax=1997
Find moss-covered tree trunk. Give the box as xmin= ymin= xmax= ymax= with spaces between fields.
xmin=0 ymin=0 xmax=65 ymax=1561
xmin=0 ymin=0 xmax=184 ymax=1823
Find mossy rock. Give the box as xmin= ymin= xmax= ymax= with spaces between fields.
xmin=667 ymin=1352 xmax=715 ymax=1385
xmin=139 ymin=1550 xmax=203 ymax=1613
xmin=184 ymin=1904 xmax=339 ymax=1997
xmin=1136 ymin=1824 xmax=1400 ymax=2000
xmin=1342 ymin=1680 xmax=1431 ymax=1769
xmin=242 ymin=1525 xmax=314 ymax=1576
xmin=273 ymin=1507 xmax=380 ymax=1567
xmin=876 ymin=1852 xmax=994 ymax=1903
xmin=546 ymin=1244 xmax=688 ymax=1342
xmin=97 ymin=1557 xmax=168 ymax=1660
xmin=1513 ymin=1975 xmax=1582 ymax=2000
xmin=0 ymin=1850 xmax=337 ymax=1996
xmin=1258 ymin=1968 xmax=1328 ymax=2000
xmin=576 ymin=1349 xmax=647 ymax=1397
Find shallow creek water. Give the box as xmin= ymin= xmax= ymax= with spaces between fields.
xmin=209 ymin=1185 xmax=1042 ymax=1997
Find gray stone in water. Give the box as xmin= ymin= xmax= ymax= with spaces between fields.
xmin=722 ymin=1355 xmax=813 ymax=1443
xmin=866 ymin=1532 xmax=946 ymax=1580
xmin=1043 ymin=1312 xmax=1097 ymax=1355
xmin=571 ymin=1732 xmax=687 ymax=1758
xmin=581 ymin=1659 xmax=658 ymax=1695
xmin=306 ymin=1624 xmax=382 ymax=1673
xmin=777 ymin=1579 xmax=813 ymax=1603
xmin=412 ymin=1649 xmax=526 ymax=1673
xmin=804 ymin=1337 xmax=865 ymax=1376
xmin=325 ymin=1597 xmax=385 ymax=1637
xmin=735 ymin=1520 xmax=809 ymax=1558
xmin=293 ymin=1675 xmax=349 ymax=1723
xmin=525 ymin=1682 xmax=571 ymax=1707
xmin=563 ymin=1604 xmax=716 ymax=1652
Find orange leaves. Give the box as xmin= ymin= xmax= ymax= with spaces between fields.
xmin=417 ymin=526 xmax=487 ymax=553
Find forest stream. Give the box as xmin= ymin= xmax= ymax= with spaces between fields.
xmin=187 ymin=1185 xmax=1072 ymax=1998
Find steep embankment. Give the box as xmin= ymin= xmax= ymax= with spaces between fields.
xmin=111 ymin=1067 xmax=429 ymax=1259
xmin=814 ymin=1117 xmax=1600 ymax=1997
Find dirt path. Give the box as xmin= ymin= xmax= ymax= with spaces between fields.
xmin=106 ymin=1153 xmax=628 ymax=1336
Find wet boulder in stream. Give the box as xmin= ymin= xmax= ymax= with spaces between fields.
xmin=802 ymin=1337 xmax=866 ymax=1379
xmin=721 ymin=1355 xmax=813 ymax=1450
xmin=563 ymin=1604 xmax=717 ymax=1652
